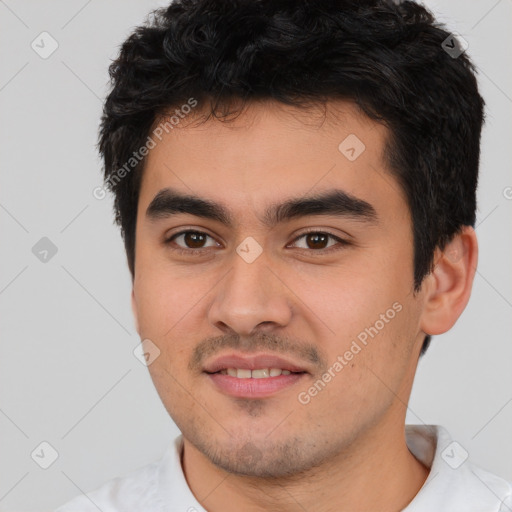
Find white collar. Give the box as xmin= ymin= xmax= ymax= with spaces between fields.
xmin=158 ymin=425 xmax=512 ymax=512
xmin=56 ymin=424 xmax=512 ymax=511
xmin=403 ymin=424 xmax=512 ymax=511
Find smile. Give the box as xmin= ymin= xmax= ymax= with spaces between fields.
xmin=217 ymin=368 xmax=296 ymax=378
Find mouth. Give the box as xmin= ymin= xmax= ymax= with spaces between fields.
xmin=208 ymin=368 xmax=306 ymax=378
xmin=203 ymin=352 xmax=310 ymax=374
xmin=203 ymin=353 xmax=309 ymax=398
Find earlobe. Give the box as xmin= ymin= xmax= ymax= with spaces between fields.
xmin=131 ymin=288 xmax=140 ymax=335
xmin=419 ymin=226 xmax=478 ymax=336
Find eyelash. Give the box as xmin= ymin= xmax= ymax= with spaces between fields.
xmin=164 ymin=229 xmax=350 ymax=256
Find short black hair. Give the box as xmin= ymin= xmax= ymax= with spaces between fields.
xmin=98 ymin=0 xmax=485 ymax=357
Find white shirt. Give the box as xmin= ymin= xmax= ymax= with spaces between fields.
xmin=55 ymin=425 xmax=512 ymax=512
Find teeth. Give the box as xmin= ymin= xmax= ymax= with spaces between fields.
xmin=218 ymin=368 xmax=295 ymax=378
xmin=252 ymin=369 xmax=269 ymax=379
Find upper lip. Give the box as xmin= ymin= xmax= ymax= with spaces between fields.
xmin=203 ymin=353 xmax=310 ymax=374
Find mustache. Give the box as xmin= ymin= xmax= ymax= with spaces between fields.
xmin=188 ymin=332 xmax=327 ymax=373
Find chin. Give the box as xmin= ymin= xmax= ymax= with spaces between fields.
xmin=189 ymin=431 xmax=331 ymax=479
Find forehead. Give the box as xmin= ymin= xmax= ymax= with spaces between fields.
xmin=138 ymin=99 xmax=407 ymax=226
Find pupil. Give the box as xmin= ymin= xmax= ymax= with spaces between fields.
xmin=185 ymin=232 xmax=205 ymax=248
xmin=307 ymin=233 xmax=327 ymax=249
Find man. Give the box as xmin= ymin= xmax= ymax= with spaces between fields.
xmin=56 ymin=0 xmax=512 ymax=510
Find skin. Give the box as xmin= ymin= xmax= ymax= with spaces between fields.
xmin=131 ymin=99 xmax=478 ymax=512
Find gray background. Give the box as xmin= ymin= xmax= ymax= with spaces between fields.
xmin=0 ymin=1 xmax=511 ymax=510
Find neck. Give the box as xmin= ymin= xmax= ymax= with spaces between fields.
xmin=181 ymin=419 xmax=430 ymax=512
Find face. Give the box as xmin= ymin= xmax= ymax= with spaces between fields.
xmin=132 ymin=99 xmax=428 ymax=477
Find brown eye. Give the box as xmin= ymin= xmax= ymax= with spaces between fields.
xmin=290 ymin=231 xmax=349 ymax=254
xmin=304 ymin=233 xmax=329 ymax=249
xmin=183 ymin=231 xmax=207 ymax=248
xmin=166 ymin=230 xmax=219 ymax=251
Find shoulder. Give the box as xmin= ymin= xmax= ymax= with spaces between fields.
xmin=54 ymin=435 xmax=198 ymax=512
xmin=54 ymin=459 xmax=161 ymax=512
xmin=405 ymin=424 xmax=512 ymax=512
xmin=469 ymin=463 xmax=512 ymax=512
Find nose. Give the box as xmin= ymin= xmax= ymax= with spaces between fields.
xmin=207 ymin=248 xmax=293 ymax=337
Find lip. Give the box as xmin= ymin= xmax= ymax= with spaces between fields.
xmin=202 ymin=352 xmax=310 ymax=374
xmin=207 ymin=372 xmax=306 ymax=398
xmin=203 ymin=352 xmax=309 ymax=399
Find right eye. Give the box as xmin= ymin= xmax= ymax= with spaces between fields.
xmin=165 ymin=230 xmax=221 ymax=254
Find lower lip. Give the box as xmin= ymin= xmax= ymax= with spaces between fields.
xmin=206 ymin=372 xmax=306 ymax=398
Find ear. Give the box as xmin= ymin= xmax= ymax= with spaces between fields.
xmin=131 ymin=288 xmax=140 ymax=335
xmin=419 ymin=226 xmax=478 ymax=336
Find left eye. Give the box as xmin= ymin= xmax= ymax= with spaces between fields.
xmin=289 ymin=231 xmax=345 ymax=251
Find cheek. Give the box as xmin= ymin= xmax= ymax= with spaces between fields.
xmin=134 ymin=247 xmax=211 ymax=338
xmin=305 ymin=261 xmax=418 ymax=396
xmin=297 ymin=260 xmax=405 ymax=341
xmin=306 ymin=305 xmax=418 ymax=435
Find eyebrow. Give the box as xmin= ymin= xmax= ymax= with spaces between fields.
xmin=145 ymin=187 xmax=378 ymax=228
